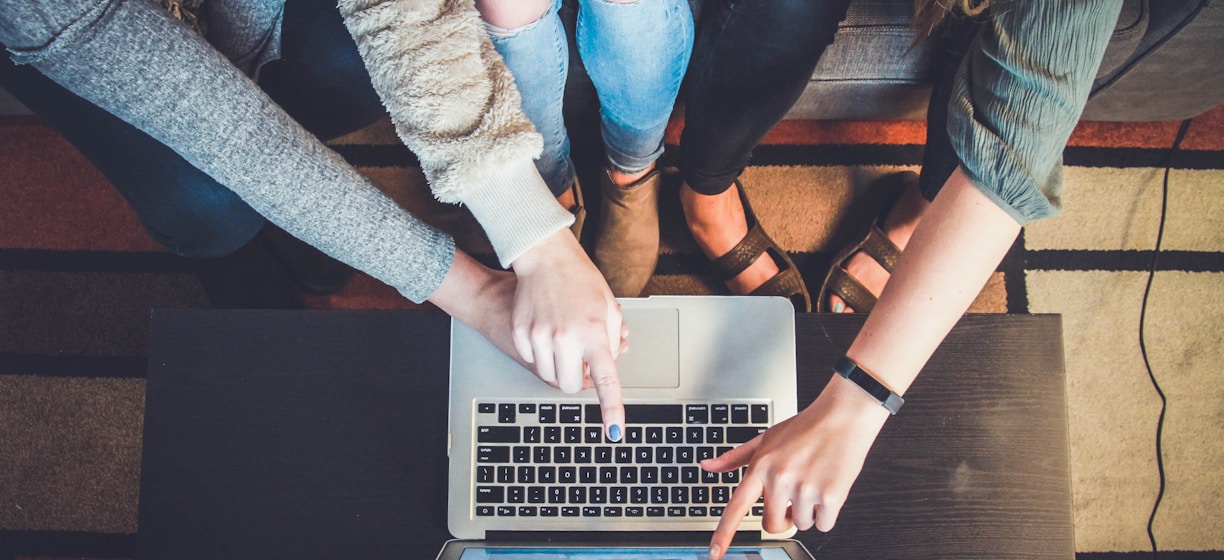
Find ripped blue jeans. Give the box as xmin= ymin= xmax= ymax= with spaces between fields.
xmin=487 ymin=0 xmax=693 ymax=196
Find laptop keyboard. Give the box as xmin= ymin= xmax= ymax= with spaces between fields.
xmin=472 ymin=401 xmax=767 ymax=520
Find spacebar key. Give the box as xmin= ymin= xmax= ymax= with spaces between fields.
xmin=624 ymin=404 xmax=683 ymax=424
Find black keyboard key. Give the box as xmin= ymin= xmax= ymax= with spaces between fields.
xmin=605 ymin=506 xmax=623 ymax=517
xmin=497 ymin=466 xmax=513 ymax=483
xmin=580 ymin=466 xmax=597 ymax=484
xmin=666 ymin=426 xmax=684 ymax=443
xmin=635 ymin=447 xmax=653 ymax=463
xmin=682 ymin=466 xmax=700 ymax=484
xmin=559 ymin=404 xmax=583 ymax=423
xmin=647 ymin=506 xmax=665 ymax=517
xmin=584 ymin=404 xmax=602 ymax=424
xmin=519 ymin=506 xmax=538 ymax=517
xmin=548 ymin=486 xmax=565 ymax=504
xmin=645 ymin=427 xmax=664 ymax=444
xmin=595 ymin=447 xmax=613 ymax=463
xmin=706 ymin=427 xmax=724 ymax=444
xmin=559 ymin=466 xmax=576 ymax=484
xmin=524 ymin=426 xmax=542 ymax=444
xmin=477 ymin=505 xmax=495 ymax=516
xmin=498 ymin=506 xmax=516 ymax=516
xmin=671 ymin=487 xmax=689 ymax=504
xmin=478 ymin=403 xmax=496 ymax=414
xmin=641 ymin=466 xmax=659 ymax=484
xmin=651 ymin=487 xmax=669 ymax=504
xmin=727 ymin=427 xmax=766 ymax=444
xmin=590 ymin=487 xmax=607 ymax=504
xmin=620 ymin=466 xmax=638 ymax=484
xmin=476 ymin=486 xmax=504 ymax=503
xmin=676 ymin=446 xmax=695 ymax=464
xmin=544 ymin=426 xmax=561 ymax=444
xmin=555 ymin=447 xmax=572 ymax=464
xmin=477 ymin=446 xmax=510 ymax=463
xmin=697 ymin=446 xmax=715 ymax=462
xmin=534 ymin=446 xmax=551 ymax=464
xmin=668 ymin=506 xmax=687 ymax=517
xmin=477 ymin=465 xmax=493 ymax=483
xmin=721 ymin=470 xmax=740 ymax=484
xmin=519 ymin=403 xmax=536 ymax=414
xmin=702 ymin=470 xmax=719 ymax=484
xmin=583 ymin=506 xmax=601 ymax=517
xmin=690 ymin=506 xmax=708 ymax=517
xmin=529 ymin=487 xmax=546 ymax=503
xmin=615 ymin=447 xmax=633 ymax=464
xmin=562 ymin=506 xmax=580 ymax=517
xmin=498 ymin=404 xmax=516 ymax=424
xmin=713 ymin=487 xmax=730 ymax=504
xmin=752 ymin=505 xmax=765 ymax=517
xmin=541 ymin=506 xmax=559 ymax=517
xmin=686 ymin=404 xmax=709 ymax=424
xmin=574 ymin=446 xmax=592 ymax=464
xmin=631 ymin=487 xmax=648 ymax=504
xmin=600 ymin=466 xmax=618 ymax=484
xmin=584 ymin=426 xmax=602 ymax=443
xmin=508 ymin=486 xmax=525 ymax=503
xmin=656 ymin=447 xmax=674 ymax=464
xmin=514 ymin=446 xmax=530 ymax=463
xmin=731 ymin=404 xmax=750 ymax=424
xmin=625 ymin=404 xmax=683 ymax=424
xmin=686 ymin=427 xmax=704 ymax=444
xmin=710 ymin=506 xmax=725 ymax=516
xmin=539 ymin=466 xmax=556 ymax=484
xmin=610 ymin=486 xmax=628 ymax=504
xmin=564 ymin=427 xmax=582 ymax=444
xmin=693 ymin=487 xmax=709 ymax=504
xmin=538 ymin=404 xmax=557 ymax=423
xmin=627 ymin=506 xmax=645 ymax=517
xmin=711 ymin=404 xmax=729 ymax=423
xmin=626 ymin=426 xmax=643 ymax=444
xmin=752 ymin=404 xmax=769 ymax=424
xmin=569 ymin=487 xmax=587 ymax=504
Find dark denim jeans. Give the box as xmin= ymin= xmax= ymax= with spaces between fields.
xmin=0 ymin=0 xmax=385 ymax=258
xmin=679 ymin=0 xmax=854 ymax=196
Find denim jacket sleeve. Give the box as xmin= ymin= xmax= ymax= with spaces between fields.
xmin=946 ymin=0 xmax=1124 ymax=224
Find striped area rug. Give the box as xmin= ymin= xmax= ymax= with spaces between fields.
xmin=1 ymin=106 xmax=1222 ymax=559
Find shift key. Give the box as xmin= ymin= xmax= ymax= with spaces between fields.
xmin=726 ymin=427 xmax=766 ymax=444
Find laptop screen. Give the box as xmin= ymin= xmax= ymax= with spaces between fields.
xmin=453 ymin=546 xmax=792 ymax=559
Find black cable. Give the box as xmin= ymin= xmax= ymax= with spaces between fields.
xmin=1140 ymin=117 xmax=1193 ymax=560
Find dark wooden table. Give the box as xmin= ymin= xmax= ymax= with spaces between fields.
xmin=139 ymin=309 xmax=1072 ymax=560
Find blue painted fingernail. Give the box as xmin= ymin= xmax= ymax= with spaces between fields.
xmin=608 ymin=424 xmax=623 ymax=442
xmin=832 ymin=301 xmax=845 ymax=313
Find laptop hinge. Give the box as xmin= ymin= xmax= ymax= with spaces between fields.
xmin=484 ymin=530 xmax=763 ymax=545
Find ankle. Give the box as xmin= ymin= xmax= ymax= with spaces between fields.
xmin=607 ymin=164 xmax=655 ymax=188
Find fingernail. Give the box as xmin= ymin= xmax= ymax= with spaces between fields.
xmin=608 ymin=424 xmax=622 ymax=442
xmin=832 ymin=301 xmax=845 ymax=313
xmin=709 ymin=544 xmax=721 ymax=559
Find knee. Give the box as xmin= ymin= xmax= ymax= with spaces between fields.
xmin=478 ymin=0 xmax=554 ymax=31
xmin=135 ymin=181 xmax=265 ymax=259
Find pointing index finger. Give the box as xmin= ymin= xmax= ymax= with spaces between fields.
xmin=709 ymin=473 xmax=763 ymax=559
xmin=585 ymin=347 xmax=624 ymax=442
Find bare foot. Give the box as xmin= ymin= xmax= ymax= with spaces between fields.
xmin=680 ymin=181 xmax=779 ymax=295
xmin=828 ymin=175 xmax=929 ymax=313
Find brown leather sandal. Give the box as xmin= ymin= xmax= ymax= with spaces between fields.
xmin=707 ymin=181 xmax=812 ymax=313
xmin=816 ymin=171 xmax=915 ymax=313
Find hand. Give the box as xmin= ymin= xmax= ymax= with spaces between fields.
xmin=509 ymin=230 xmax=627 ymax=441
xmin=702 ymin=376 xmax=891 ymax=559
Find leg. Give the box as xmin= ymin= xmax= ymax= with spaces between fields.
xmin=678 ymin=0 xmax=851 ymax=300
xmin=578 ymin=0 xmax=694 ymax=296
xmin=825 ymin=15 xmax=983 ymax=313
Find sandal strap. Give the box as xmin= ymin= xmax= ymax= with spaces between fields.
xmin=827 ymin=266 xmax=877 ymax=313
xmin=749 ymin=266 xmax=807 ymax=303
xmin=861 ymin=225 xmax=901 ymax=273
xmin=709 ymin=222 xmax=772 ymax=281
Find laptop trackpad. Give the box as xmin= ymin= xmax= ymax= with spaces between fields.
xmin=616 ymin=307 xmax=679 ymax=388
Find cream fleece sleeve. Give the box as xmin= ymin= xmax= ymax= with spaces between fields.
xmin=338 ymin=0 xmax=573 ymax=267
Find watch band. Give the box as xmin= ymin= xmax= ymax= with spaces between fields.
xmin=833 ymin=356 xmax=904 ymax=415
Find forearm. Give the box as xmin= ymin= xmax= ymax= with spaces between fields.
xmin=338 ymin=0 xmax=572 ymax=267
xmin=5 ymin=0 xmax=454 ymax=302
xmin=844 ymin=167 xmax=1021 ymax=399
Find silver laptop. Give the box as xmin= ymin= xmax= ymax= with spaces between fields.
xmin=442 ymin=296 xmax=812 ymax=559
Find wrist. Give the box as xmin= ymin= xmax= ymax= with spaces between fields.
xmin=511 ymin=229 xmax=583 ymax=276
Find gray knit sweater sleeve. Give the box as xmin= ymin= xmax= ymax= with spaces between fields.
xmin=338 ymin=0 xmax=574 ymax=267
xmin=947 ymin=0 xmax=1123 ymax=224
xmin=0 ymin=0 xmax=453 ymax=303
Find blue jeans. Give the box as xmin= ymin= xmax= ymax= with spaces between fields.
xmin=487 ymin=0 xmax=693 ymax=196
xmin=0 ymin=0 xmax=384 ymax=258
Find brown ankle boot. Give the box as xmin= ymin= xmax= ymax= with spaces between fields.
xmin=593 ymin=168 xmax=662 ymax=297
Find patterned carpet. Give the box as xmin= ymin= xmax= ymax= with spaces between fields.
xmin=1 ymin=104 xmax=1222 ymax=559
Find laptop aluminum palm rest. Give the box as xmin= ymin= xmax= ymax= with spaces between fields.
xmin=446 ymin=296 xmax=802 ymax=554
